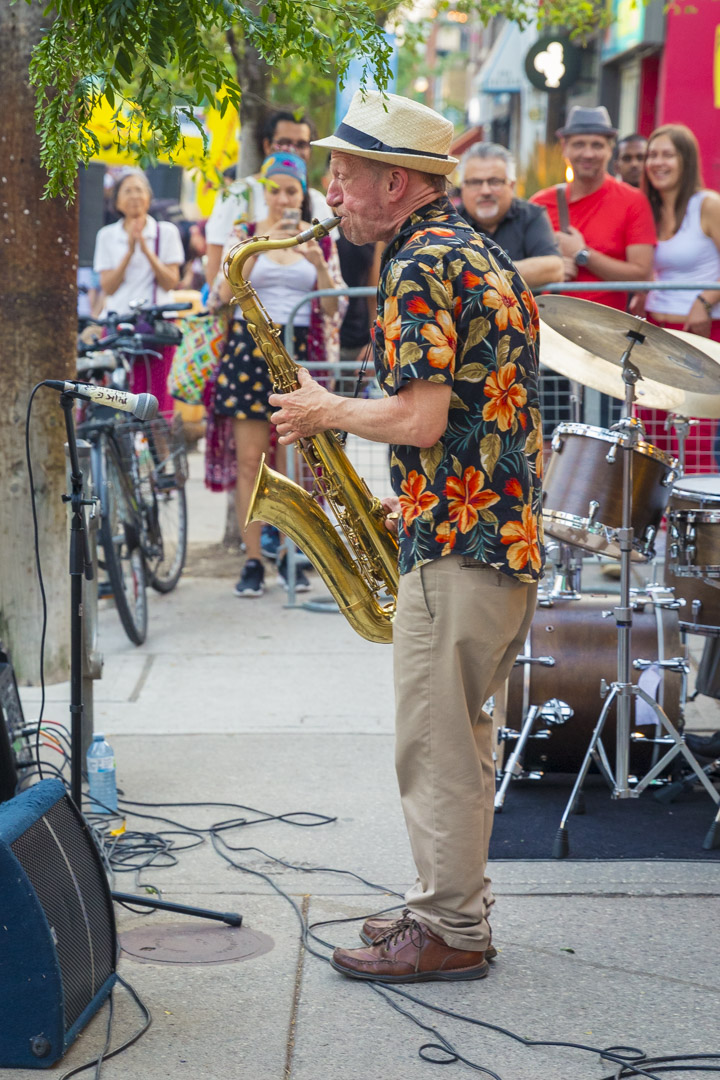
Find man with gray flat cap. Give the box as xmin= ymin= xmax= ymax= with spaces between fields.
xmin=531 ymin=105 xmax=656 ymax=311
xmin=268 ymin=90 xmax=544 ymax=985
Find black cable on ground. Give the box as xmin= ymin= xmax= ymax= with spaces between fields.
xmin=57 ymin=974 xmax=151 ymax=1080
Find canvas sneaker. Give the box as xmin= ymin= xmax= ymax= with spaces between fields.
xmin=277 ymin=554 xmax=311 ymax=593
xmin=234 ymin=559 xmax=265 ymax=597
xmin=261 ymin=524 xmax=282 ymax=561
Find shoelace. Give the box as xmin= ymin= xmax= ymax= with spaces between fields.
xmin=375 ymin=912 xmax=426 ymax=952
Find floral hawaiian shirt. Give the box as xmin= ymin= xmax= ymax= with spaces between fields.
xmin=374 ymin=195 xmax=545 ymax=583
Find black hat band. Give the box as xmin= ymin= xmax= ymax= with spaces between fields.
xmin=334 ymin=122 xmax=449 ymax=161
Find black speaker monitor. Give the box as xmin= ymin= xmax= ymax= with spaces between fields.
xmin=0 ymin=779 xmax=117 ymax=1068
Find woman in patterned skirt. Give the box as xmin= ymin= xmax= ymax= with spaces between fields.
xmin=206 ymin=152 xmax=344 ymax=596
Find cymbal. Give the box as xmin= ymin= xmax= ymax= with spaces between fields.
xmin=538 ymin=321 xmax=694 ymax=412
xmin=536 ymin=296 xmax=720 ymax=395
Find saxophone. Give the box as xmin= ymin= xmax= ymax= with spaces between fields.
xmin=224 ymin=217 xmax=398 ymax=644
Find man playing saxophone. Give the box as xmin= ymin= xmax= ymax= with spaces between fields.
xmin=269 ymin=91 xmax=545 ymax=984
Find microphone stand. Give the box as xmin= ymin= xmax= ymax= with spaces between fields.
xmin=58 ymin=393 xmax=242 ymax=926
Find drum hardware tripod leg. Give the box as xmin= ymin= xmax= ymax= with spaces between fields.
xmin=552 ymin=683 xmax=620 ymax=857
xmin=496 ymin=700 xmax=575 ymax=812
xmin=554 ymin=334 xmax=720 ymax=856
xmin=495 ymin=706 xmax=541 ymax=812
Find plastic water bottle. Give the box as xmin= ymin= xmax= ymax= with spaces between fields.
xmin=86 ymin=733 xmax=118 ymax=813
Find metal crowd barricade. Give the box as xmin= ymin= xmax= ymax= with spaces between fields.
xmin=277 ymin=281 xmax=720 ymax=611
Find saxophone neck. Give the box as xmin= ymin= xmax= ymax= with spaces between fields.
xmin=225 ymin=215 xmax=341 ymax=295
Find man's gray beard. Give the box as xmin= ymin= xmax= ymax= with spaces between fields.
xmin=472 ymin=204 xmax=499 ymax=224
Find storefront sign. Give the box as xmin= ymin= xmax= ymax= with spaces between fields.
xmin=602 ymin=0 xmax=646 ymax=60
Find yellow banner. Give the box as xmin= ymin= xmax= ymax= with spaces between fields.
xmin=88 ymin=94 xmax=239 ymax=213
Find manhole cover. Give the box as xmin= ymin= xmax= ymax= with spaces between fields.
xmin=120 ymin=923 xmax=274 ymax=965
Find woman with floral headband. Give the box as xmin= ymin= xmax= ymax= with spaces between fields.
xmin=206 ymin=151 xmax=345 ymax=597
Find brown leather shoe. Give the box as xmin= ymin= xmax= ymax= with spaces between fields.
xmin=360 ymin=908 xmax=498 ymax=960
xmin=332 ymin=913 xmax=490 ymax=983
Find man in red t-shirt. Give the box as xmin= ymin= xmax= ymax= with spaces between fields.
xmin=530 ymin=106 xmax=656 ymax=310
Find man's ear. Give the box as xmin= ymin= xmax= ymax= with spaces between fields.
xmin=386 ymin=167 xmax=411 ymax=201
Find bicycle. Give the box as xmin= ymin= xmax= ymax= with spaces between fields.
xmin=77 ymin=321 xmax=189 ymax=644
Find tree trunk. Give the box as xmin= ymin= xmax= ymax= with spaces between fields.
xmin=227 ymin=10 xmax=271 ymax=178
xmin=0 ymin=3 xmax=78 ymax=683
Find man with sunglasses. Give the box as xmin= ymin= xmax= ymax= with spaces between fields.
xmin=458 ymin=143 xmax=562 ymax=288
xmin=205 ymin=109 xmax=331 ymax=285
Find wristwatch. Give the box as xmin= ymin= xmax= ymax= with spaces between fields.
xmin=574 ymin=248 xmax=591 ymax=267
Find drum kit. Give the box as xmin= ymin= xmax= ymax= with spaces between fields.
xmin=495 ymin=297 xmax=720 ymax=854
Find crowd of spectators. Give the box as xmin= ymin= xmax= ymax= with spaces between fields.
xmin=79 ymin=101 xmax=720 ymax=593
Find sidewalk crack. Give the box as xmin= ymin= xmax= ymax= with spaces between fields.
xmin=129 ymin=655 xmax=155 ymax=702
xmin=285 ymin=893 xmax=310 ymax=1079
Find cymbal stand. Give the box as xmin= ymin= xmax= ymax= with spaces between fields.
xmin=552 ymin=330 xmax=720 ymax=858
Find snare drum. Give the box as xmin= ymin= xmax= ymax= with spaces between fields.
xmin=543 ymin=423 xmax=676 ymax=561
xmin=665 ymin=476 xmax=720 ymax=634
xmin=501 ymin=594 xmax=684 ymax=774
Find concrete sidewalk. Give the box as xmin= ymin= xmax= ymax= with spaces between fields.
xmin=14 ymin=450 xmax=720 ymax=1080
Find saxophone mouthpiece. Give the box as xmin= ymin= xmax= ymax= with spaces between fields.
xmin=296 ymin=216 xmax=342 ymax=244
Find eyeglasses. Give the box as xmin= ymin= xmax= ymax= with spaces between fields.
xmin=462 ymin=177 xmax=508 ymax=190
xmin=272 ymin=139 xmax=311 ymax=153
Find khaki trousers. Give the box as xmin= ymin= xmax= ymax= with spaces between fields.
xmin=393 ymin=555 xmax=537 ymax=951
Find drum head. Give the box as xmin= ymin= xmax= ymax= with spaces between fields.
xmin=671 ymin=475 xmax=720 ymax=503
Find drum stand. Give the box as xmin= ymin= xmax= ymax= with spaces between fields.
xmin=544 ymin=540 xmax=583 ymax=599
xmin=553 ymin=330 xmax=720 ymax=858
xmin=665 ymin=413 xmax=699 ymax=476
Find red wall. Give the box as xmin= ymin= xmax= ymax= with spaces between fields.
xmin=657 ymin=3 xmax=720 ymax=192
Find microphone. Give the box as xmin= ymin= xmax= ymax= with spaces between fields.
xmin=45 ymin=381 xmax=159 ymax=421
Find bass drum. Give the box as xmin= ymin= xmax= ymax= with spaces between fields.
xmin=502 ymin=593 xmax=684 ymax=775
xmin=664 ymin=475 xmax=720 ymax=635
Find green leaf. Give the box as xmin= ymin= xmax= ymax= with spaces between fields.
xmin=461 ymin=317 xmax=491 ymax=360
xmin=399 ymin=341 xmax=423 ymax=367
xmin=480 ymin=433 xmax=501 ymax=481
xmin=419 ymin=442 xmax=443 ymax=485
xmin=456 ymin=361 xmax=489 ymax=383
xmin=390 ymin=451 xmax=407 ymax=481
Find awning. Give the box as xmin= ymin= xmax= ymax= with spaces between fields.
xmin=450 ymin=126 xmax=484 ymax=157
xmin=478 ymin=21 xmax=536 ymax=94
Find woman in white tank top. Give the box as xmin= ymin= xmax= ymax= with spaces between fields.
xmin=632 ymin=124 xmax=720 ymax=472
xmin=206 ymin=152 xmax=345 ymax=595
xmin=642 ymin=124 xmax=720 ymax=335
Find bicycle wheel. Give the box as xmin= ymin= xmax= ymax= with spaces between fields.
xmin=96 ymin=436 xmax=148 ymax=645
xmin=141 ymin=417 xmax=188 ymax=593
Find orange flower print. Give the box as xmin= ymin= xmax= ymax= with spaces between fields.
xmin=500 ymin=504 xmax=542 ymax=572
xmin=483 ymin=364 xmax=527 ymax=431
xmin=407 ymin=296 xmax=432 ymax=317
xmin=520 ymin=289 xmax=539 ymax=342
xmin=435 ymin=520 xmax=457 ymax=555
xmin=383 ymin=295 xmax=401 ymax=369
xmin=462 ymin=270 xmax=482 ymax=290
xmin=399 ymin=470 xmax=440 ymax=526
xmin=504 ymin=478 xmax=523 ymax=498
xmin=420 ymin=309 xmax=457 ymax=371
xmin=483 ymin=271 xmax=524 ymax=332
xmin=446 ymin=467 xmax=501 ymax=533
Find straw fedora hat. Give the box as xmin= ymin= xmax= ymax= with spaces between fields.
xmin=312 ymin=90 xmax=458 ymax=176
